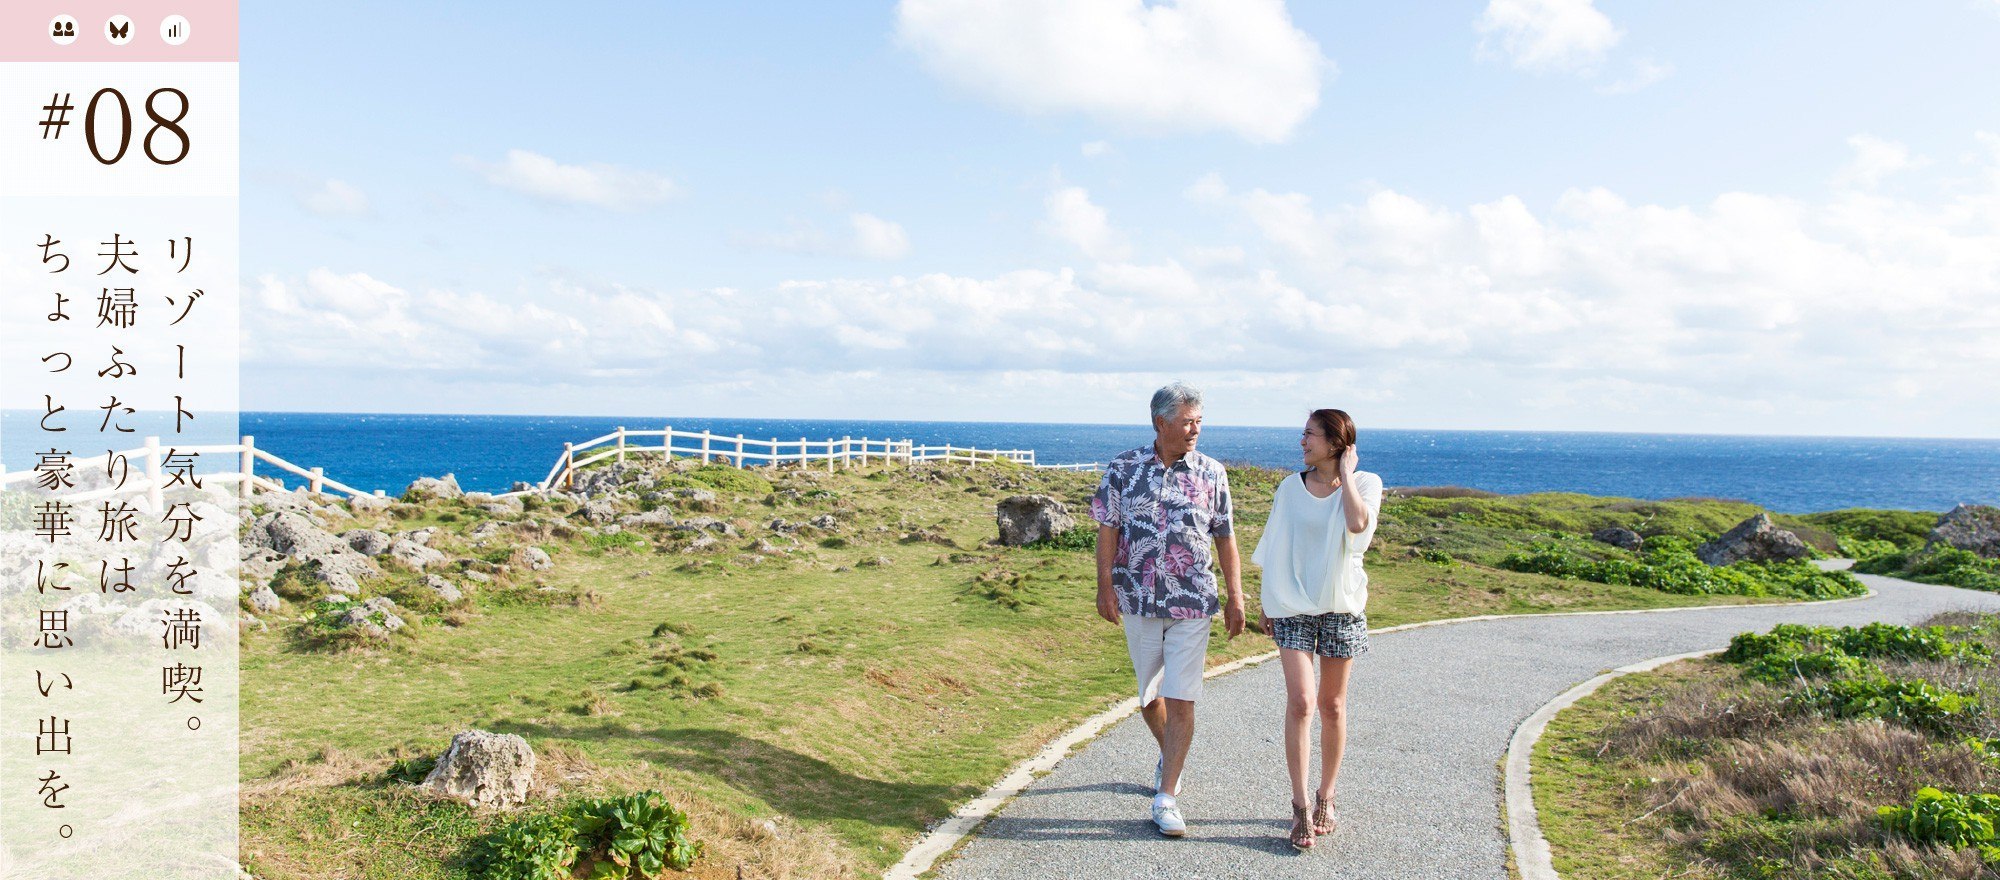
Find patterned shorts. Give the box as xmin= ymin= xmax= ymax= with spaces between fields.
xmin=1269 ymin=612 xmax=1369 ymax=658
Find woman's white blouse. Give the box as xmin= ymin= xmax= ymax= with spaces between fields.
xmin=1251 ymin=470 xmax=1384 ymax=618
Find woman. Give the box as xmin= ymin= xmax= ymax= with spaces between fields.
xmin=1251 ymin=409 xmax=1382 ymax=850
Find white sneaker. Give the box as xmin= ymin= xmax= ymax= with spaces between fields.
xmin=1153 ymin=756 xmax=1180 ymax=797
xmin=1152 ymin=794 xmax=1187 ymax=837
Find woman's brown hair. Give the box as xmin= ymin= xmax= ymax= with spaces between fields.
xmin=1309 ymin=408 xmax=1356 ymax=456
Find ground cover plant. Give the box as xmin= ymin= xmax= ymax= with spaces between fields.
xmin=1533 ymin=613 xmax=2000 ymax=879
xmin=237 ymin=459 xmax=1881 ymax=878
xmin=1500 ymin=536 xmax=1864 ymax=600
xmin=1858 ymin=548 xmax=2000 ymax=593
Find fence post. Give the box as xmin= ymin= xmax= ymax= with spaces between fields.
xmin=144 ymin=436 xmax=162 ymax=510
xmin=799 ymin=437 xmax=807 ymax=469
xmin=663 ymin=425 xmax=673 ymax=461
xmin=617 ymin=426 xmax=627 ymax=463
xmin=309 ymin=466 xmax=325 ymax=496
xmin=238 ymin=435 xmax=255 ymax=503
xmin=735 ymin=434 xmax=745 ymax=469
xmin=862 ymin=437 xmax=870 ymax=467
xmin=702 ymin=432 xmax=712 ymax=464
xmin=562 ymin=442 xmax=574 ymax=490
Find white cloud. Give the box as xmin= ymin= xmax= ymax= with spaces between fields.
xmin=1183 ymin=172 xmax=1231 ymax=204
xmin=1476 ymin=0 xmax=1622 ymax=73
xmin=247 ymin=134 xmax=2000 ymax=437
xmin=1081 ymin=140 xmax=1115 ymax=158
xmin=1184 ymin=244 xmax=1246 ymax=267
xmin=895 ymin=0 xmax=1329 ymax=144
xmin=850 ymin=213 xmax=912 ymax=260
xmin=300 ymin=179 xmax=370 ymax=217
xmin=457 ymin=149 xmax=679 ymax=211
xmin=1595 ymin=57 xmax=1674 ymax=94
xmin=741 ymin=212 xmax=913 ymax=260
xmin=1837 ymin=134 xmax=1926 ymax=189
xmin=1042 ymin=186 xmax=1130 ymax=260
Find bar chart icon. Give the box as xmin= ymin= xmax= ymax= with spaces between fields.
xmin=161 ymin=15 xmax=190 ymax=46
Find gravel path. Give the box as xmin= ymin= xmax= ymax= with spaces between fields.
xmin=936 ymin=572 xmax=2000 ymax=880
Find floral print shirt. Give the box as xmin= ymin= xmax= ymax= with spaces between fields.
xmin=1090 ymin=445 xmax=1235 ymax=619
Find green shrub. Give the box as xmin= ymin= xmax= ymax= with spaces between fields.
xmin=1501 ymin=538 xmax=1864 ymax=600
xmin=1858 ymin=546 xmax=2000 ymax=592
xmin=583 ymin=531 xmax=648 ymax=556
xmin=678 ymin=465 xmax=772 ymax=496
xmin=1800 ymin=508 xmax=1936 ymax=552
xmin=1878 ymin=787 xmax=2000 ymax=861
xmin=384 ymin=755 xmax=437 ymax=785
xmin=1743 ymin=648 xmax=1869 ymax=684
xmin=571 ymin=791 xmax=704 ymax=876
xmin=477 ymin=813 xmax=581 ymax=880
xmin=477 ymin=791 xmax=701 ymax=879
xmin=1811 ymin=676 xmax=1981 ymax=735
xmin=1025 ymin=527 xmax=1096 ymax=552
xmin=1722 ymin=622 xmax=1990 ymax=667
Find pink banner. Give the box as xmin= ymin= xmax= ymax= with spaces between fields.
xmin=0 ymin=1 xmax=237 ymax=63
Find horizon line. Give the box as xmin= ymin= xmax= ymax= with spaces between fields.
xmin=215 ymin=409 xmax=2000 ymax=445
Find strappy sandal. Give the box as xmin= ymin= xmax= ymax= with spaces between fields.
xmin=1289 ymin=803 xmax=1315 ymax=850
xmin=1312 ymin=795 xmax=1338 ymax=836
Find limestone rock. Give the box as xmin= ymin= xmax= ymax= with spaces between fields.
xmin=517 ymin=546 xmax=554 ymax=571
xmin=808 ymin=514 xmax=841 ymax=532
xmin=404 ymin=474 xmax=463 ymax=501
xmin=420 ymin=730 xmax=535 ymax=809
xmin=240 ymin=547 xmax=287 ymax=584
xmin=618 ymin=509 xmax=677 ymax=528
xmin=994 ymin=495 xmax=1076 ymax=546
xmin=579 ymin=499 xmax=618 ymax=524
xmin=478 ymin=496 xmax=525 ymax=516
xmin=347 ymin=494 xmax=392 ymax=513
xmin=344 ymin=529 xmax=393 ymax=556
xmin=1928 ymin=504 xmax=2000 ymax=558
xmin=1591 ymin=527 xmax=1644 ymax=552
xmin=338 ymin=596 xmax=404 ymax=638
xmin=676 ymin=518 xmax=738 ymax=538
xmin=247 ymin=585 xmax=281 ymax=614
xmin=397 ymin=527 xmax=439 ymax=547
xmin=422 ymin=574 xmax=465 ymax=604
xmin=248 ymin=511 xmax=381 ymax=589
xmin=389 ymin=539 xmax=448 ymax=570
xmin=1696 ymin=514 xmax=1811 ymax=566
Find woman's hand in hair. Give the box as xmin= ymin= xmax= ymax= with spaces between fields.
xmin=1337 ymin=444 xmax=1358 ymax=478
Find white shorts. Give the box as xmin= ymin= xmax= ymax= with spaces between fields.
xmin=1124 ymin=615 xmax=1212 ymax=704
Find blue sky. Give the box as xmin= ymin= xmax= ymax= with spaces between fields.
xmin=241 ymin=1 xmax=2000 ymax=436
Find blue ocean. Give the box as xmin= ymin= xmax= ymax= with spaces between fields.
xmin=6 ymin=411 xmax=1997 ymax=513
xmin=238 ymin=414 xmax=2000 ymax=513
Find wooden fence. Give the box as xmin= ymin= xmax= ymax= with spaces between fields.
xmin=0 ymin=435 xmax=384 ymax=505
xmin=1 ymin=429 xmax=1103 ymax=504
xmin=537 ymin=425 xmax=1101 ymax=492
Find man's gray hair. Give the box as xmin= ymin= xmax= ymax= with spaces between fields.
xmin=1150 ymin=382 xmax=1203 ymax=422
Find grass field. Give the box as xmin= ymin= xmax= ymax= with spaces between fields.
xmin=237 ymin=459 xmax=1851 ymax=879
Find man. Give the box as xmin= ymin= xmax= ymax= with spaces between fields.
xmin=1090 ymin=382 xmax=1246 ymax=838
